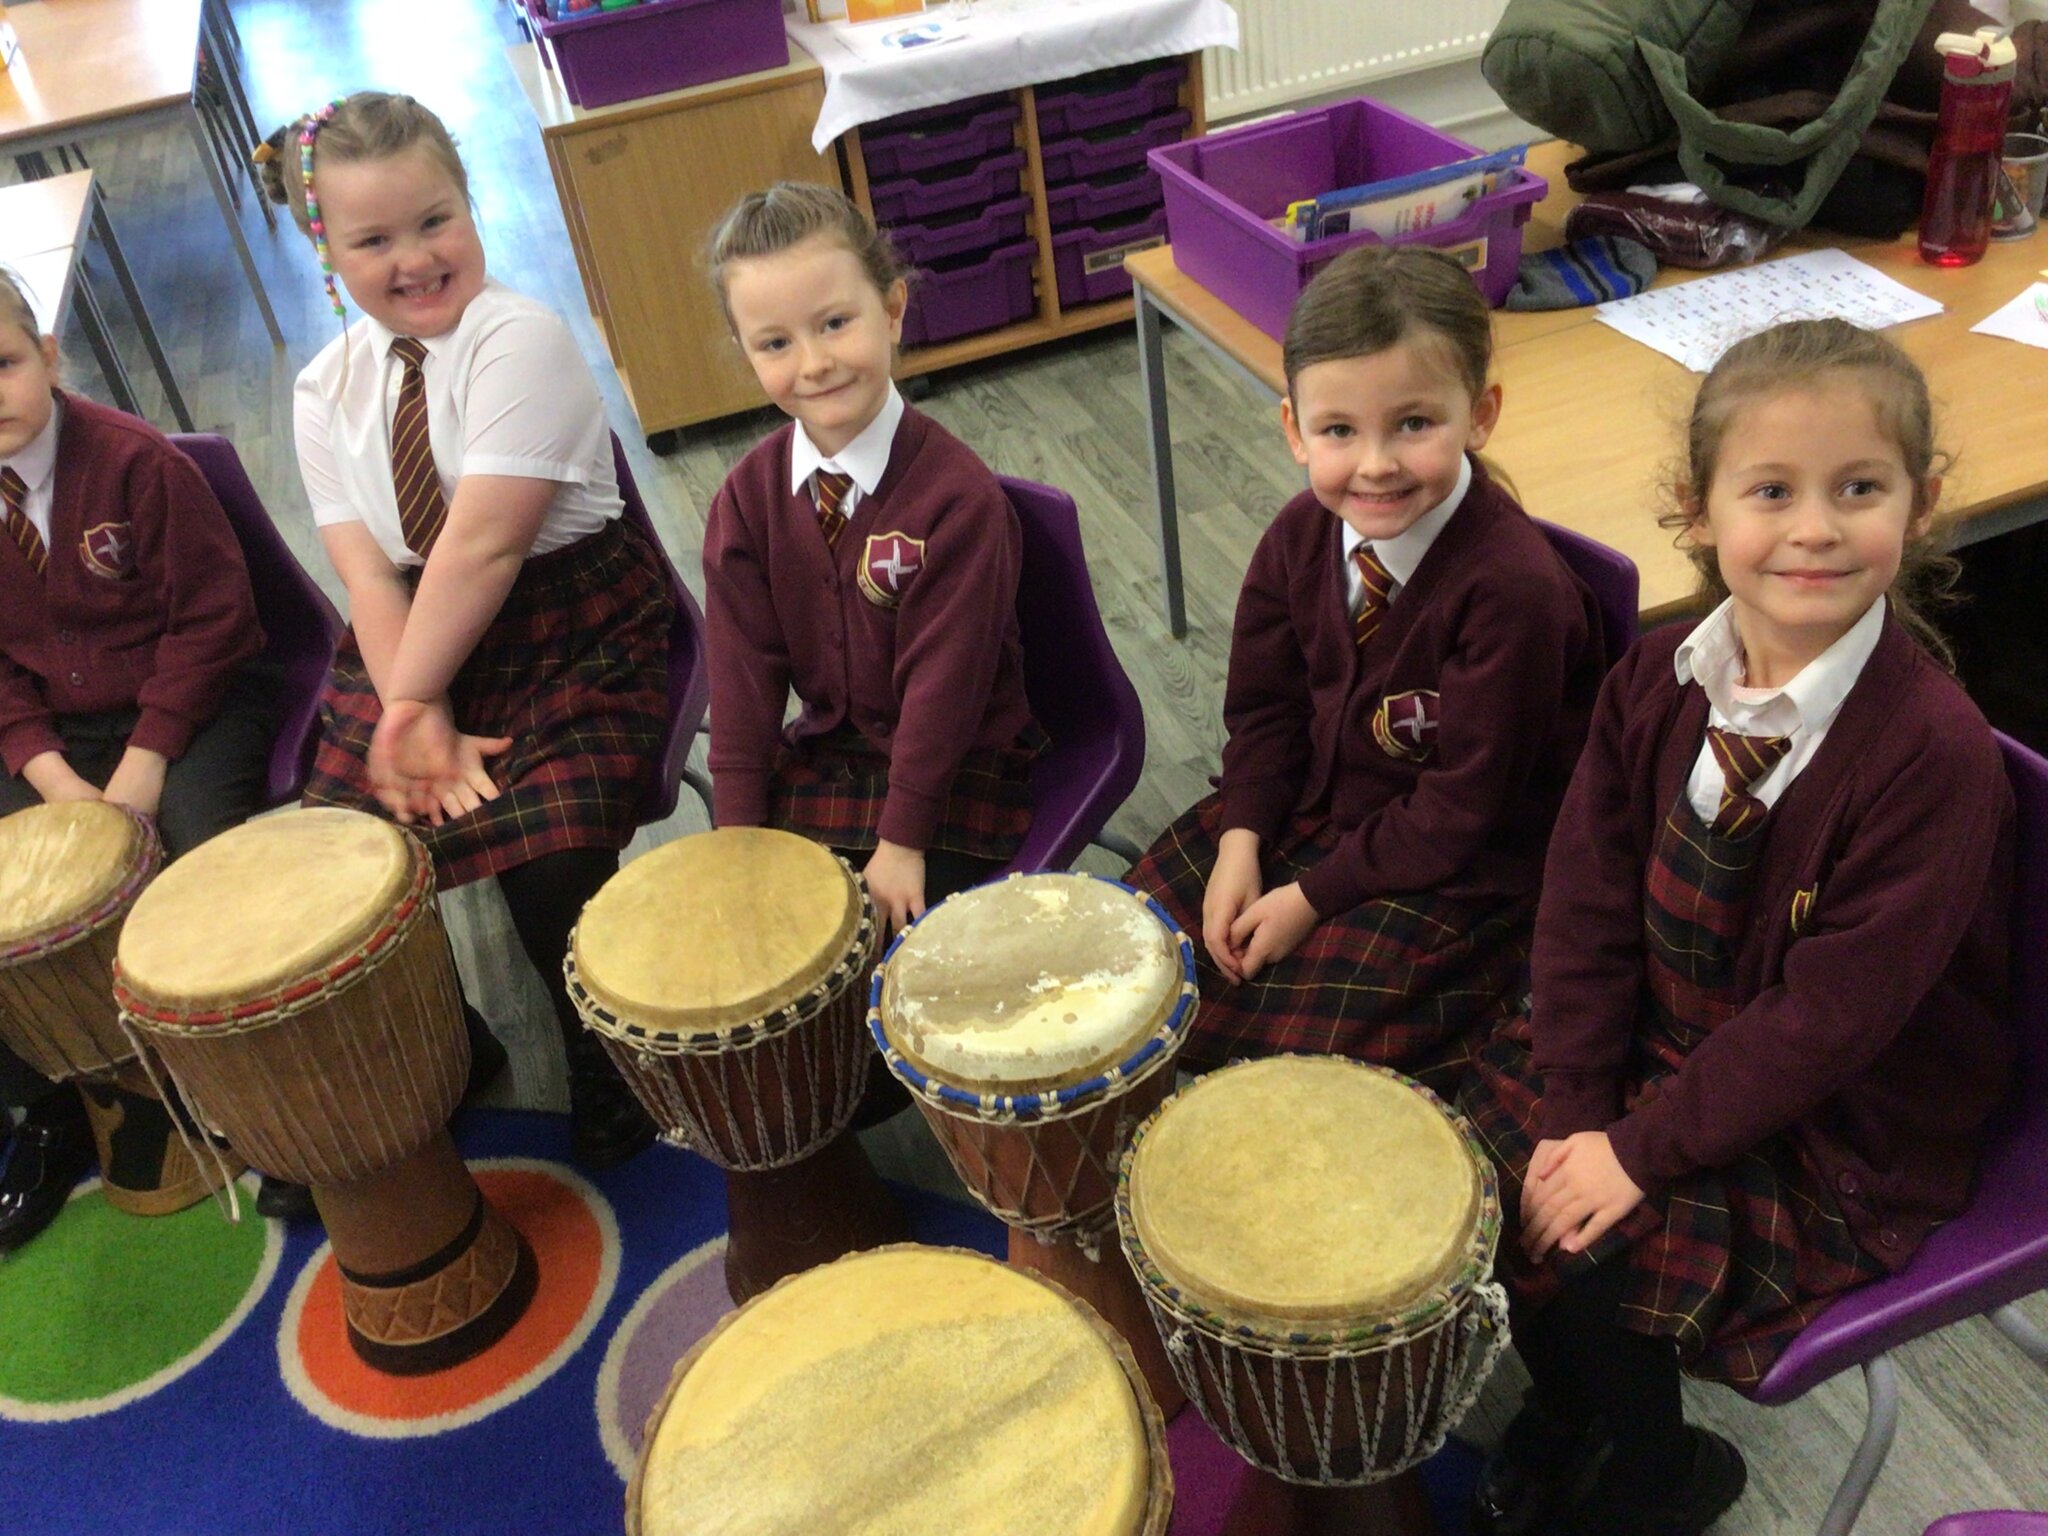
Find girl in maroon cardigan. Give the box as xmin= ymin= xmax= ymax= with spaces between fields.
xmin=1124 ymin=247 xmax=1604 ymax=1094
xmin=1461 ymin=320 xmax=2014 ymax=1536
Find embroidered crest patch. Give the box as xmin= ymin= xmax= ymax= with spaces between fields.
xmin=857 ymin=531 xmax=925 ymax=609
xmin=79 ymin=522 xmax=137 ymax=581
xmin=1372 ymin=689 xmax=1441 ymax=761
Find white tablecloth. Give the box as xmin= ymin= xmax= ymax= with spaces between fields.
xmin=787 ymin=0 xmax=1239 ymax=150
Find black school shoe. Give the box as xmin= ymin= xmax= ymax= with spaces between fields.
xmin=0 ymin=1098 xmax=93 ymax=1252
xmin=1557 ymin=1427 xmax=1747 ymax=1536
xmin=1472 ymin=1399 xmax=1608 ymax=1536
xmin=566 ymin=1032 xmax=657 ymax=1171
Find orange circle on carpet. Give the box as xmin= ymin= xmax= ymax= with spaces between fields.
xmin=284 ymin=1164 xmax=615 ymax=1431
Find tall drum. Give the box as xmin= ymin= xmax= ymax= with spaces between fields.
xmin=114 ymin=808 xmax=536 ymax=1375
xmin=628 ymin=1245 xmax=1173 ymax=1536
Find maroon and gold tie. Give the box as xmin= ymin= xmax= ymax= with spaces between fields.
xmin=1352 ymin=544 xmax=1394 ymax=647
xmin=814 ymin=469 xmax=853 ymax=553
xmin=1706 ymin=726 xmax=1792 ymax=839
xmin=389 ymin=337 xmax=448 ymax=559
xmin=1 ymin=466 xmax=47 ymax=577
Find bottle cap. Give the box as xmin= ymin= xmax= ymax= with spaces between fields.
xmin=1937 ymin=28 xmax=2019 ymax=74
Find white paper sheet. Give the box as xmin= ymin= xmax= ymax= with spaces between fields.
xmin=1969 ymin=281 xmax=2048 ymax=350
xmin=1592 ymin=249 xmax=1945 ymax=373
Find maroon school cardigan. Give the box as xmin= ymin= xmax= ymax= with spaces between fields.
xmin=0 ymin=392 xmax=262 ymax=773
xmin=1217 ymin=462 xmax=1604 ymax=917
xmin=1532 ymin=617 xmax=2015 ymax=1267
xmin=702 ymin=407 xmax=1034 ymax=851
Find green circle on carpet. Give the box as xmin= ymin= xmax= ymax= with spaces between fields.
xmin=0 ymin=1183 xmax=273 ymax=1410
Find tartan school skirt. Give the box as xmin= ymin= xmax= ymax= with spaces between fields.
xmin=303 ymin=518 xmax=672 ymax=891
xmin=1123 ymin=794 xmax=1533 ymax=1099
xmin=768 ymin=723 xmax=1043 ymax=865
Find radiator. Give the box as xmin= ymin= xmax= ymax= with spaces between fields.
xmin=1204 ymin=0 xmax=1511 ymax=121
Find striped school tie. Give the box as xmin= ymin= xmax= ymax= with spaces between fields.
xmin=814 ymin=469 xmax=853 ymax=553
xmin=1352 ymin=544 xmax=1394 ymax=646
xmin=1 ymin=467 xmax=46 ymax=576
xmin=1706 ymin=726 xmax=1792 ymax=839
xmin=389 ymin=337 xmax=448 ymax=558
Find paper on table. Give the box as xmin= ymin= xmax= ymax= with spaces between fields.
xmin=1969 ymin=281 xmax=2048 ymax=349
xmin=1593 ymin=248 xmax=1945 ymax=372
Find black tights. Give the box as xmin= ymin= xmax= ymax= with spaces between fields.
xmin=495 ymin=847 xmax=621 ymax=1051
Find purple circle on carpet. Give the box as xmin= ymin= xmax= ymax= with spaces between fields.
xmin=596 ymin=1238 xmax=734 ymax=1479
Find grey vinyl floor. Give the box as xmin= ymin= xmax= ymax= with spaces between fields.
xmin=22 ymin=0 xmax=2046 ymax=1526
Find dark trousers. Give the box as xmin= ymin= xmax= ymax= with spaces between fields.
xmin=495 ymin=847 xmax=620 ymax=1048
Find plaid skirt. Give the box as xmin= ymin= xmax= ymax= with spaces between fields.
xmin=304 ymin=519 xmax=672 ymax=890
xmin=1123 ymin=794 xmax=1533 ymax=1098
xmin=769 ymin=723 xmax=1042 ymax=864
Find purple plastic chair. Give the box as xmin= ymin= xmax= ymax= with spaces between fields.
xmin=1751 ymin=731 xmax=2048 ymax=1536
xmin=171 ymin=434 xmax=344 ymax=809
xmin=997 ymin=475 xmax=1147 ymax=873
xmin=610 ymin=435 xmax=709 ymax=825
xmin=1534 ymin=517 xmax=1639 ymax=669
xmin=1926 ymin=1518 xmax=2048 ymax=1536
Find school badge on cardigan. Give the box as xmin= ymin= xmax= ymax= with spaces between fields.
xmin=857 ymin=532 xmax=925 ymax=610
xmin=1790 ymin=884 xmax=1819 ymax=936
xmin=1372 ymin=689 xmax=1440 ymax=761
xmin=79 ymin=522 xmax=137 ymax=581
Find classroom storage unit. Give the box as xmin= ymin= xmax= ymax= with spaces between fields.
xmin=525 ymin=0 xmax=786 ymax=109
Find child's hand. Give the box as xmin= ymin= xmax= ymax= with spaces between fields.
xmin=102 ymin=747 xmax=168 ymax=819
xmin=863 ymin=839 xmax=927 ymax=937
xmin=369 ymin=699 xmax=508 ymax=826
xmin=1519 ymin=1132 xmax=1645 ymax=1264
xmin=21 ymin=751 xmax=102 ymax=806
xmin=1202 ymin=829 xmax=1265 ymax=983
xmin=1228 ymin=880 xmax=1319 ymax=980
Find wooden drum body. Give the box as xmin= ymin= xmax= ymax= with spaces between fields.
xmin=628 ymin=1245 xmax=1172 ymax=1536
xmin=1117 ymin=1056 xmax=1509 ymax=1489
xmin=114 ymin=808 xmax=535 ymax=1375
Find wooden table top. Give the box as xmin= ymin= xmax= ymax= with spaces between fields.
xmin=1126 ymin=141 xmax=2048 ymax=621
xmin=0 ymin=0 xmax=202 ymax=143
xmin=0 ymin=169 xmax=92 ymax=331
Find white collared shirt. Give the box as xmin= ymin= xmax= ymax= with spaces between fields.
xmin=0 ymin=394 xmax=64 ymax=545
xmin=1340 ymin=454 xmax=1472 ymax=613
xmin=788 ymin=383 xmax=905 ymax=518
xmin=1674 ymin=594 xmax=1887 ymax=822
xmin=292 ymin=280 xmax=619 ymax=568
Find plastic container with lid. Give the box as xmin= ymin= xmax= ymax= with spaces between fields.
xmin=1920 ymin=28 xmax=2019 ymax=267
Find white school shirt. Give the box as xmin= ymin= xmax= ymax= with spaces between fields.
xmin=1339 ymin=454 xmax=1471 ymax=614
xmin=0 ymin=395 xmax=63 ymax=545
xmin=787 ymin=383 xmax=905 ymax=516
xmin=292 ymin=280 xmax=620 ymax=567
xmin=1673 ymin=594 xmax=1887 ymax=822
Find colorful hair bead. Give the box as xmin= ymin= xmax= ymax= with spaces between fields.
xmin=299 ymin=98 xmax=349 ymax=320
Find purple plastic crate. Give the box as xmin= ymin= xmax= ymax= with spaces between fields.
xmin=1053 ymin=205 xmax=1169 ymax=308
xmin=860 ymin=102 xmax=1021 ymax=180
xmin=888 ymin=196 xmax=1033 ymax=265
xmin=1149 ymin=97 xmax=1549 ymax=338
xmin=528 ymin=0 xmax=784 ymax=108
xmin=1044 ymin=167 xmax=1162 ymax=231
xmin=1035 ymin=62 xmax=1187 ymax=140
xmin=901 ymin=239 xmax=1038 ymax=349
xmin=878 ymin=91 xmax=1012 ymax=134
xmin=1040 ymin=109 xmax=1191 ymax=185
xmin=869 ymin=150 xmax=1026 ymax=226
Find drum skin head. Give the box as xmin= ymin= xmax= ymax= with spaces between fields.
xmin=572 ymin=827 xmax=858 ymax=1034
xmin=0 ymin=802 xmax=152 ymax=952
xmin=637 ymin=1246 xmax=1151 ymax=1536
xmin=117 ymin=808 xmax=414 ymax=1009
xmin=878 ymin=875 xmax=1179 ymax=1092
xmin=1128 ymin=1057 xmax=1480 ymax=1327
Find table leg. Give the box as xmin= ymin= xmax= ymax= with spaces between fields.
xmin=89 ymin=189 xmax=195 ymax=433
xmin=202 ymin=3 xmax=274 ymax=227
xmin=184 ymin=107 xmax=284 ymax=346
xmin=74 ymin=270 xmax=143 ymax=417
xmin=1133 ymin=282 xmax=1188 ymax=640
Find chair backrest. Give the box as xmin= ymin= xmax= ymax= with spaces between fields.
xmin=2000 ymin=731 xmax=2048 ymax=1118
xmin=1534 ymin=518 xmax=1639 ymax=670
xmin=1926 ymin=1516 xmax=2048 ymax=1536
xmin=170 ymin=434 xmax=344 ymax=809
xmin=611 ymin=435 xmax=709 ymax=825
xmin=997 ymin=476 xmax=1146 ymax=874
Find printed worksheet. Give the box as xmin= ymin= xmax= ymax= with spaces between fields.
xmin=1594 ymin=248 xmax=1945 ymax=372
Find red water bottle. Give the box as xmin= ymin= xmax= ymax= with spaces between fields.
xmin=1920 ymin=29 xmax=2018 ymax=267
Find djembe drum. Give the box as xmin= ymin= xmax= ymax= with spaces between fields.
xmin=566 ymin=827 xmax=904 ymax=1301
xmin=627 ymin=1244 xmax=1173 ymax=1536
xmin=0 ymin=802 xmax=226 ymax=1214
xmin=113 ymin=807 xmax=536 ymax=1374
xmin=1117 ymin=1056 xmax=1509 ymax=1536
xmin=868 ymin=872 xmax=1196 ymax=1414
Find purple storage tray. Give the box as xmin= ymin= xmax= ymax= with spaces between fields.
xmin=869 ymin=150 xmax=1026 ymax=226
xmin=1040 ymin=109 xmax=1191 ymax=185
xmin=889 ymin=196 xmax=1033 ymax=265
xmin=1149 ymin=97 xmax=1548 ymax=338
xmin=1053 ymin=205 xmax=1169 ymax=308
xmin=879 ymin=91 xmax=1012 ymax=134
xmin=1044 ymin=167 xmax=1162 ymax=231
xmin=861 ymin=102 xmax=1021 ymax=180
xmin=901 ymin=239 xmax=1038 ymax=349
xmin=528 ymin=0 xmax=785 ymax=108
xmin=1035 ymin=62 xmax=1187 ymax=140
